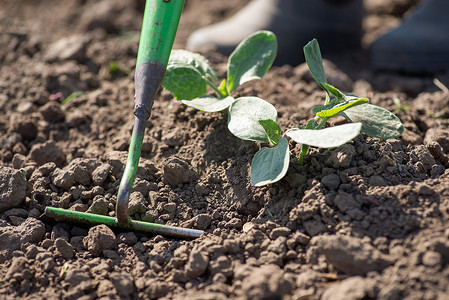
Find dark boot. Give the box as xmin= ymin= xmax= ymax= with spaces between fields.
xmin=186 ymin=0 xmax=364 ymax=65
xmin=371 ymin=0 xmax=449 ymax=73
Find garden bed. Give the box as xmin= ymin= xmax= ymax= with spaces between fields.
xmin=1 ymin=0 xmax=448 ymax=299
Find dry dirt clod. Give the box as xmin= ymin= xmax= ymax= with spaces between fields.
xmin=309 ymin=235 xmax=393 ymax=275
xmin=0 ymin=218 xmax=45 ymax=252
xmin=0 ymin=166 xmax=27 ymax=212
xmin=163 ymin=156 xmax=199 ymax=186
xmin=83 ymin=224 xmax=117 ymax=256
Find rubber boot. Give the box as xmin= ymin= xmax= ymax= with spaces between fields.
xmin=186 ymin=0 xmax=364 ymax=65
xmin=371 ymin=0 xmax=449 ymax=73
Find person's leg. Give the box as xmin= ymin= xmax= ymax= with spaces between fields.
xmin=371 ymin=0 xmax=449 ymax=73
xmin=186 ymin=0 xmax=363 ymax=65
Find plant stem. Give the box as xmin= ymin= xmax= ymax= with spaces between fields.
xmin=298 ymin=116 xmax=330 ymax=164
xmin=206 ymin=78 xmax=227 ymax=98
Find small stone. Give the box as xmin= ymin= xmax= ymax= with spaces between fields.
xmin=422 ymin=251 xmax=442 ymax=268
xmin=321 ymin=174 xmax=340 ymax=190
xmin=83 ymin=224 xmax=116 ymax=256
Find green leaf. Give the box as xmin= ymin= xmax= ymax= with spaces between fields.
xmin=285 ymin=123 xmax=362 ymax=148
xmin=162 ymin=65 xmax=207 ymax=100
xmin=227 ymin=31 xmax=277 ymax=92
xmin=168 ymin=49 xmax=217 ymax=82
xmin=218 ymin=79 xmax=229 ymax=97
xmin=61 ymin=91 xmax=84 ymax=106
xmin=323 ymin=83 xmax=344 ymax=100
xmin=312 ymin=97 xmax=369 ymax=118
xmin=339 ymin=104 xmax=404 ymax=139
xmin=251 ymin=137 xmax=290 ymax=186
xmin=259 ymin=119 xmax=281 ymax=146
xmin=303 ymin=39 xmax=327 ymax=89
xmin=228 ymin=97 xmax=277 ymax=142
xmin=181 ymin=96 xmax=235 ymax=112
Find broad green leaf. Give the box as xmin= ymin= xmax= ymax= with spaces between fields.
xmin=228 ymin=97 xmax=277 ymax=142
xmin=340 ymin=104 xmax=404 ymax=139
xmin=285 ymin=123 xmax=362 ymax=148
xmin=162 ymin=65 xmax=207 ymax=100
xmin=259 ymin=119 xmax=281 ymax=146
xmin=168 ymin=49 xmax=217 ymax=82
xmin=303 ymin=39 xmax=327 ymax=88
xmin=342 ymin=104 xmax=405 ymax=139
xmin=251 ymin=137 xmax=290 ymax=186
xmin=181 ymin=96 xmax=235 ymax=112
xmin=312 ymin=97 xmax=369 ymax=118
xmin=227 ymin=31 xmax=277 ymax=92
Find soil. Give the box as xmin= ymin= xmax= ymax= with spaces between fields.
xmin=1 ymin=0 xmax=449 ymax=299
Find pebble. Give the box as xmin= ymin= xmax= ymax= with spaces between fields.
xmin=421 ymin=251 xmax=442 ymax=268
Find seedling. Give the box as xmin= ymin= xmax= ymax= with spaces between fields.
xmin=162 ymin=34 xmax=403 ymax=188
xmin=250 ymin=39 xmax=404 ymax=186
xmin=163 ymin=30 xmax=277 ymax=113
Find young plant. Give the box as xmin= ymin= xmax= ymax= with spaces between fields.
xmin=250 ymin=39 xmax=404 ymax=186
xmin=162 ymin=31 xmax=280 ymax=151
xmin=162 ymin=30 xmax=277 ymax=112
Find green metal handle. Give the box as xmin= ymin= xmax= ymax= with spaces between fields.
xmin=45 ymin=207 xmax=203 ymax=239
xmin=117 ymin=0 xmax=185 ymax=225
